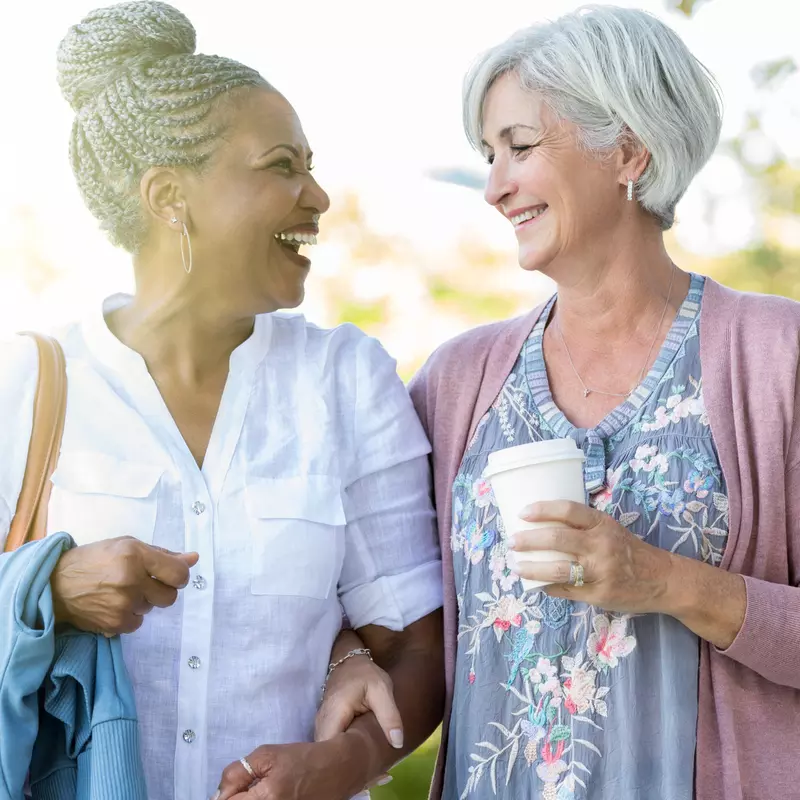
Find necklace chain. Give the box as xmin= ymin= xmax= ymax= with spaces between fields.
xmin=555 ymin=265 xmax=677 ymax=400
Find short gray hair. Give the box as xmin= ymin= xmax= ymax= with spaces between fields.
xmin=463 ymin=5 xmax=722 ymax=229
xmin=57 ymin=1 xmax=271 ymax=252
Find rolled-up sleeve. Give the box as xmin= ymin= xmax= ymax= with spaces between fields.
xmin=337 ymin=336 xmax=442 ymax=631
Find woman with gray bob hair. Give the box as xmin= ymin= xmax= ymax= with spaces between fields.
xmin=0 ymin=2 xmax=445 ymax=799
xmin=410 ymin=5 xmax=800 ymax=800
xmin=464 ymin=4 xmax=722 ymax=230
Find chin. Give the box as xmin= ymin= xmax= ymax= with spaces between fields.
xmin=517 ymin=246 xmax=556 ymax=275
xmin=275 ymin=286 xmax=306 ymax=312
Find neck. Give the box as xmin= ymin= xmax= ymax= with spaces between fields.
xmin=551 ymin=237 xmax=686 ymax=350
xmin=108 ymin=262 xmax=254 ymax=385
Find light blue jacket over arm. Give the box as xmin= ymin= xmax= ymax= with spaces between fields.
xmin=0 ymin=533 xmax=147 ymax=800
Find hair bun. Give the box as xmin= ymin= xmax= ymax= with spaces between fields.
xmin=57 ymin=1 xmax=196 ymax=112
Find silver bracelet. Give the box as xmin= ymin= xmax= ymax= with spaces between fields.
xmin=321 ymin=648 xmax=373 ymax=696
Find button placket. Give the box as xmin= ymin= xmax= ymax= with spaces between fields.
xmin=176 ymin=478 xmax=215 ymax=800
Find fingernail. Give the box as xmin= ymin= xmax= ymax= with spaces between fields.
xmin=378 ymin=776 xmax=393 ymax=786
xmin=507 ymin=552 xmax=519 ymax=572
xmin=518 ymin=504 xmax=535 ymax=519
xmin=507 ymin=535 xmax=517 ymax=550
xmin=211 ymin=793 xmax=220 ymax=800
xmin=390 ymin=729 xmax=404 ymax=749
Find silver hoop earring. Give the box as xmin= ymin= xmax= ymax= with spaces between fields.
xmin=627 ymin=179 xmax=634 ymax=202
xmin=179 ymin=222 xmax=193 ymax=275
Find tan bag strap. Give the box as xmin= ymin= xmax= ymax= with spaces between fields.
xmin=4 ymin=333 xmax=67 ymax=552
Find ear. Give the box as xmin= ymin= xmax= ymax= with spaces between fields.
xmin=614 ymin=130 xmax=651 ymax=189
xmin=140 ymin=166 xmax=190 ymax=232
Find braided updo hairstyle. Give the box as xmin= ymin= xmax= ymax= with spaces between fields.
xmin=57 ymin=1 xmax=271 ymax=252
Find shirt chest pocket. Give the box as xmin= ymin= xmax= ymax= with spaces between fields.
xmin=47 ymin=452 xmax=164 ymax=547
xmin=246 ymin=475 xmax=346 ymax=600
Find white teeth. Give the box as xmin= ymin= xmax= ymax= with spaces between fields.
xmin=274 ymin=232 xmax=318 ymax=245
xmin=510 ymin=207 xmax=546 ymax=226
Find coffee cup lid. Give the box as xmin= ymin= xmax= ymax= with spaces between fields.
xmin=484 ymin=438 xmax=585 ymax=479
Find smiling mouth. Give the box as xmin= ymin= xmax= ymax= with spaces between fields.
xmin=510 ymin=206 xmax=548 ymax=227
xmin=274 ymin=231 xmax=318 ymax=253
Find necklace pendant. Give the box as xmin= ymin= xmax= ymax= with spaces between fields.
xmin=582 ymin=388 xmax=591 ymax=398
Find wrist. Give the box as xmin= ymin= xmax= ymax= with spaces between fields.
xmin=328 ymin=729 xmax=382 ymax=795
xmin=50 ymin=553 xmax=76 ymax=626
xmin=331 ymin=628 xmax=363 ymax=662
xmin=323 ymin=648 xmax=373 ymax=695
xmin=659 ymin=552 xmax=696 ymax=618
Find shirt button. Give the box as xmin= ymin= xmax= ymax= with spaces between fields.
xmin=191 ymin=501 xmax=206 ymax=516
xmin=192 ymin=575 xmax=207 ymax=590
xmin=182 ymin=730 xmax=196 ymax=744
xmin=188 ymin=656 xmax=201 ymax=670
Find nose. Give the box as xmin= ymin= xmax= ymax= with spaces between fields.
xmin=303 ymin=172 xmax=331 ymax=216
xmin=484 ymin=159 xmax=516 ymax=209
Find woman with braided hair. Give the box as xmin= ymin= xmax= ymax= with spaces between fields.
xmin=0 ymin=3 xmax=444 ymax=799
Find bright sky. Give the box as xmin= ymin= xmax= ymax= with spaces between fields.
xmin=1 ymin=0 xmax=799 ymax=335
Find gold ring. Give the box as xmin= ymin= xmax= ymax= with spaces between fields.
xmin=240 ymin=756 xmax=256 ymax=779
xmin=568 ymin=561 xmax=585 ymax=587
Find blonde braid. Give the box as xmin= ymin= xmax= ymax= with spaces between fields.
xmin=57 ymin=1 xmax=270 ymax=251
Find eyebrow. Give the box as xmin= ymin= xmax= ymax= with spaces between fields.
xmin=480 ymin=124 xmax=539 ymax=149
xmin=259 ymin=144 xmax=314 ymax=161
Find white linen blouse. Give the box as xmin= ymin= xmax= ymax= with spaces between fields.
xmin=0 ymin=296 xmax=442 ymax=800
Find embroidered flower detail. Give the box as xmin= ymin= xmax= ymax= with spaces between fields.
xmin=530 ymin=656 xmax=557 ymax=684
xmin=472 ymin=478 xmax=494 ymax=508
xmin=587 ymin=615 xmax=637 ymax=671
xmin=659 ymin=488 xmax=686 ymax=517
xmin=641 ymin=390 xmax=707 ymax=432
xmin=489 ymin=595 xmax=526 ymax=640
xmin=468 ymin=671 xmax=476 ymax=685
xmin=563 ymin=666 xmax=597 ymax=715
xmin=629 ymin=444 xmax=668 ymax=474
xmin=683 ymin=469 xmax=714 ymax=499
xmin=490 ymin=550 xmax=521 ymax=591
xmin=537 ymin=739 xmax=567 ymax=783
xmin=592 ymin=465 xmax=624 ymax=513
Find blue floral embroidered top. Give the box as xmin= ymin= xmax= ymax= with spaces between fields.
xmin=444 ymin=274 xmax=729 ymax=800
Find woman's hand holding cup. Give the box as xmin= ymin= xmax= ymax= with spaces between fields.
xmin=508 ymin=500 xmax=673 ymax=615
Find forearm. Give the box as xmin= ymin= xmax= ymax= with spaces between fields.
xmin=330 ymin=626 xmax=364 ymax=663
xmin=660 ymin=552 xmax=746 ymax=649
xmin=341 ymin=611 xmax=445 ymax=783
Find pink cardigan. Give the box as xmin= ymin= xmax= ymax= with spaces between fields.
xmin=409 ymin=278 xmax=800 ymax=800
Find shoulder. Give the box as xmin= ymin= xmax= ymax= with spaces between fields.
xmin=270 ymin=312 xmax=390 ymax=368
xmin=409 ymin=313 xmax=535 ymax=401
xmin=703 ymin=278 xmax=800 ymax=340
xmin=269 ymin=313 xmax=401 ymax=404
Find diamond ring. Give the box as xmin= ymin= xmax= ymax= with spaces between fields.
xmin=568 ymin=561 xmax=585 ymax=587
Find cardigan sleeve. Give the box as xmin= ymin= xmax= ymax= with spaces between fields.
xmin=718 ymin=354 xmax=800 ymax=689
xmin=719 ymin=474 xmax=800 ymax=688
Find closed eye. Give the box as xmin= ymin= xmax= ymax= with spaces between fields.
xmin=271 ymin=158 xmax=314 ymax=174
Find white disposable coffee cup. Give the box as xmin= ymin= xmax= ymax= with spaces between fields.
xmin=484 ymin=438 xmax=586 ymax=590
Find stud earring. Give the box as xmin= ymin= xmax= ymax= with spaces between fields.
xmin=170 ymin=216 xmax=178 ymax=224
xmin=627 ymin=179 xmax=634 ymax=201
